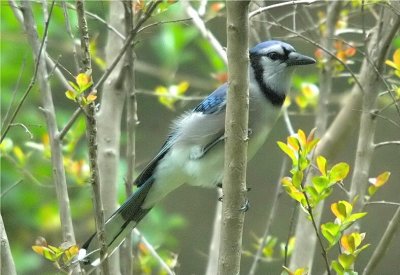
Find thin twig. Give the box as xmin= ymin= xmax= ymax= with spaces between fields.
xmin=363 ymin=206 xmax=400 ymax=275
xmin=248 ymin=158 xmax=287 ymax=275
xmin=374 ymin=141 xmax=400 ymax=149
xmin=249 ymin=0 xmax=320 ymax=18
xmin=63 ymin=2 xmax=125 ymax=40
xmin=1 ymin=56 xmax=26 ymax=129
xmin=266 ymin=20 xmax=365 ymax=95
xmin=182 ymin=0 xmax=227 ymax=64
xmin=365 ymin=201 xmax=400 ymax=207
xmin=1 ymin=0 xmax=54 ymax=143
xmin=61 ymin=1 xmax=80 ymax=72
xmin=0 ymin=179 xmax=23 ymax=198
xmin=9 ymin=123 xmax=34 ymax=139
xmin=302 ymin=192 xmax=331 ymax=275
xmin=133 ymin=229 xmax=175 ymax=275
xmin=59 ymin=0 xmax=163 ymax=139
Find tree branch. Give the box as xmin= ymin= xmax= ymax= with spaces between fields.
xmin=76 ymin=0 xmax=109 ymax=273
xmin=0 ymin=214 xmax=17 ymax=275
xmin=19 ymin=0 xmax=76 ymax=244
xmin=363 ymin=206 xmax=400 ymax=275
xmin=120 ymin=1 xmax=137 ymax=274
xmin=217 ymin=2 xmax=250 ymax=274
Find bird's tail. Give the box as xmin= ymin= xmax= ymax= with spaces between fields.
xmin=79 ymin=177 xmax=154 ymax=267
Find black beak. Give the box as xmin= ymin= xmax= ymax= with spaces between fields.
xmin=286 ymin=52 xmax=316 ymax=66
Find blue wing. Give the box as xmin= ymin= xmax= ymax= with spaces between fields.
xmin=193 ymin=83 xmax=227 ymax=114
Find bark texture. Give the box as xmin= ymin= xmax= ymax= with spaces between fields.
xmin=217 ymin=1 xmax=250 ymax=275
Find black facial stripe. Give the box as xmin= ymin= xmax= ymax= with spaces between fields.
xmin=282 ymin=47 xmax=292 ymax=59
xmin=249 ymin=53 xmax=286 ymax=106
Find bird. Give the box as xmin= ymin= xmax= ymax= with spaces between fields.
xmin=79 ymin=40 xmax=315 ymax=266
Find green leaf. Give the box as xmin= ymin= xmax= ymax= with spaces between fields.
xmin=277 ymin=141 xmax=296 ymax=162
xmin=338 ymin=254 xmax=355 ymax=269
xmin=297 ymin=129 xmax=307 ymax=147
xmin=0 ymin=138 xmax=13 ymax=153
xmin=68 ymin=81 xmax=79 ymax=91
xmin=368 ymin=185 xmax=377 ymax=196
xmin=65 ymin=90 xmax=77 ymax=101
xmin=312 ymin=176 xmax=329 ymax=193
xmin=292 ymin=170 xmax=303 ymax=188
xmin=304 ymin=185 xmax=318 ymax=201
xmin=13 ymin=146 xmax=26 ymax=165
xmin=354 ymin=243 xmax=370 ymax=256
xmin=298 ymin=156 xmax=310 ymax=171
xmin=316 ymin=155 xmax=327 ymax=176
xmin=329 ymin=162 xmax=350 ymax=183
xmin=331 ymin=260 xmax=344 ymax=275
xmin=321 ymin=222 xmax=341 ymax=246
xmin=331 ymin=201 xmax=352 ymax=222
xmin=347 ymin=212 xmax=367 ymax=223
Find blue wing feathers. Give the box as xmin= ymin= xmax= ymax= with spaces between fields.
xmin=193 ymin=83 xmax=227 ymax=114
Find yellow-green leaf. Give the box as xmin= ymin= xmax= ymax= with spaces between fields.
xmin=13 ymin=146 xmax=25 ymax=165
xmin=65 ymin=90 xmax=77 ymax=101
xmin=329 ymin=162 xmax=350 ymax=183
xmin=76 ymin=73 xmax=91 ymax=89
xmin=287 ymin=136 xmax=300 ymax=151
xmin=0 ymin=138 xmax=13 ymax=153
xmin=341 ymin=232 xmax=365 ymax=254
xmin=331 ymin=200 xmax=352 ymax=222
xmin=292 ymin=170 xmax=303 ymax=188
xmin=368 ymin=185 xmax=377 ymax=196
xmin=316 ymin=155 xmax=327 ymax=176
xmin=338 ymin=253 xmax=355 ymax=269
xmin=331 ymin=260 xmax=344 ymax=275
xmin=277 ymin=141 xmax=296 ymax=162
xmin=321 ymin=222 xmax=341 ymax=246
xmin=297 ymin=129 xmax=306 ymax=147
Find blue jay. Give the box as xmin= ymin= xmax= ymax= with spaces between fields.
xmin=80 ymin=40 xmax=315 ymax=266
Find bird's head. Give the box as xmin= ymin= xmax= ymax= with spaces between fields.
xmin=250 ymin=40 xmax=315 ymax=95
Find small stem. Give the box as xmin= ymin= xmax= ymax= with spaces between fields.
xmin=302 ymin=192 xmax=331 ymax=275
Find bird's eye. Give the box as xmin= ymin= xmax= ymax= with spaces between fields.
xmin=267 ymin=52 xmax=280 ymax=61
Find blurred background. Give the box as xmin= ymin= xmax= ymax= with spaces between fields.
xmin=1 ymin=1 xmax=399 ymax=274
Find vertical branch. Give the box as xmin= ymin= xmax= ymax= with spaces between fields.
xmin=217 ymin=1 xmax=250 ymax=275
xmin=76 ymin=0 xmax=109 ymax=274
xmin=1 ymin=214 xmax=17 ymax=275
xmin=363 ymin=206 xmax=400 ymax=275
xmin=19 ymin=0 xmax=76 ymax=246
xmin=120 ymin=1 xmax=137 ymax=274
xmin=205 ymin=190 xmax=223 ymax=275
xmin=95 ymin=1 xmax=127 ymax=274
xmin=348 ymin=3 xmax=400 ymax=214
